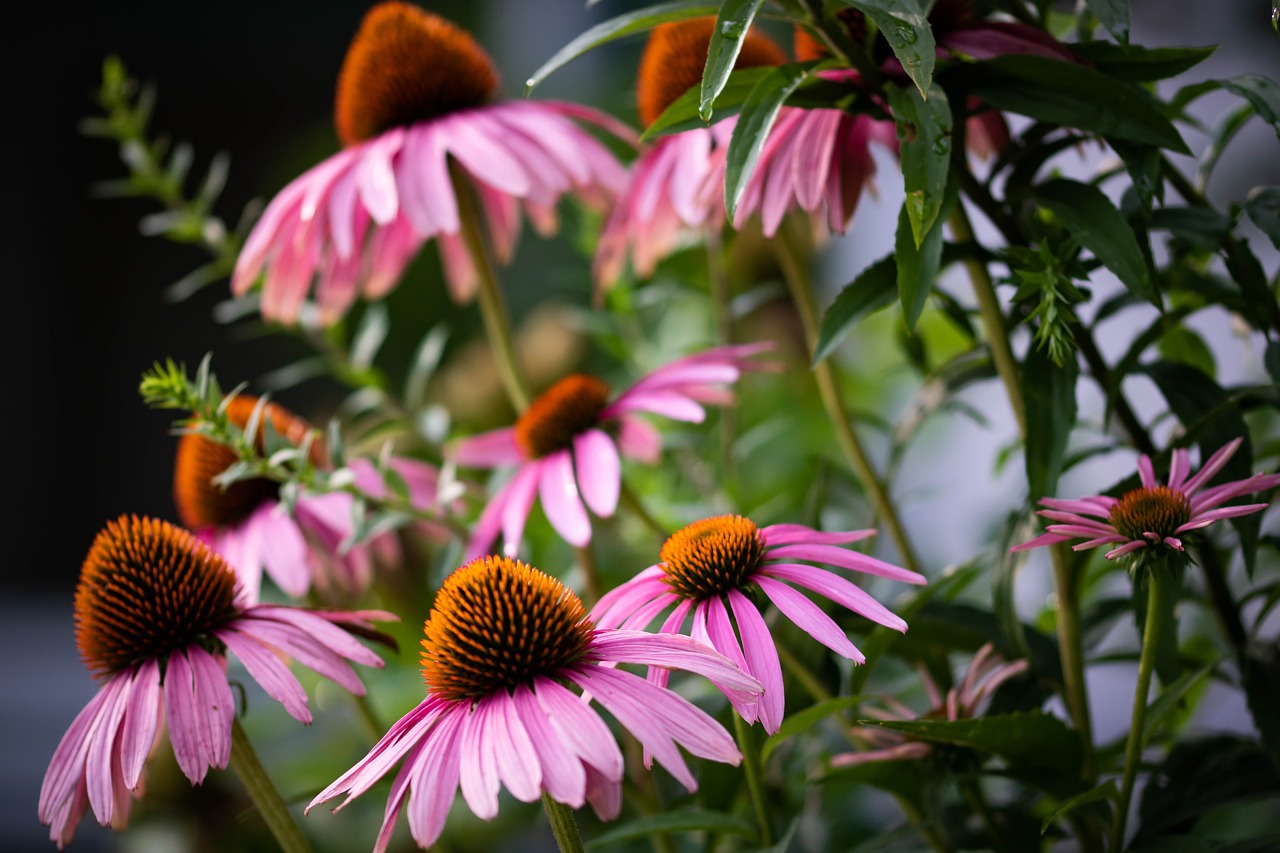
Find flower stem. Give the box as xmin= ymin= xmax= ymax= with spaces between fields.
xmin=773 ymin=221 xmax=922 ymax=575
xmin=950 ymin=204 xmax=1096 ymax=780
xmin=733 ymin=712 xmax=774 ymax=847
xmin=449 ymin=162 xmax=531 ymax=413
xmin=1111 ymin=572 xmax=1170 ymax=852
xmin=775 ymin=640 xmax=833 ymax=703
xmin=705 ymin=224 xmax=738 ymax=485
xmin=542 ymin=793 xmax=586 ymax=853
xmin=619 ymin=479 xmax=670 ymax=540
xmin=960 ymin=777 xmax=1009 ymax=853
xmin=574 ymin=543 xmax=602 ymax=607
xmin=228 ymin=718 xmax=312 ymax=853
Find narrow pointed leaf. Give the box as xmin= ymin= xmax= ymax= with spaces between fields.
xmin=895 ymin=201 xmax=942 ymax=330
xmin=1070 ymin=43 xmax=1215 ymax=82
xmin=886 ymin=81 xmax=951 ymax=246
xmin=524 ymin=1 xmax=717 ymax=93
xmin=868 ymin=711 xmax=1083 ymax=774
xmin=584 ymin=809 xmax=757 ymax=849
xmin=1083 ymin=0 xmax=1129 ymax=45
xmin=1032 ymin=178 xmax=1156 ymax=305
xmin=645 ymin=66 xmax=770 ymax=139
xmin=1223 ymin=74 xmax=1280 ymax=138
xmin=1022 ymin=345 xmax=1078 ymax=502
xmin=836 ymin=0 xmax=935 ymax=98
xmin=1040 ymin=780 xmax=1118 ymax=835
xmin=1245 ymin=187 xmax=1280 ymax=251
xmin=699 ymin=0 xmax=765 ymax=120
xmin=1143 ymin=661 xmax=1216 ymax=743
xmin=814 ymin=256 xmax=898 ymax=364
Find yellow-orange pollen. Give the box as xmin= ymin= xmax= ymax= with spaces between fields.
xmin=420 ymin=556 xmax=595 ymax=702
xmin=636 ymin=17 xmax=786 ymax=128
xmin=660 ymin=515 xmax=767 ymax=600
xmin=75 ymin=516 xmax=241 ymax=678
xmin=1108 ymin=486 xmax=1192 ymax=543
xmin=334 ymin=1 xmax=499 ymax=147
xmin=173 ymin=395 xmax=322 ymax=531
xmin=515 ymin=374 xmax=611 ymax=459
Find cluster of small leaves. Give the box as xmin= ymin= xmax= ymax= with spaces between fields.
xmin=81 ymin=56 xmax=246 ymax=302
xmin=140 ymin=356 xmax=463 ymax=549
xmin=1005 ymin=240 xmax=1086 ymax=367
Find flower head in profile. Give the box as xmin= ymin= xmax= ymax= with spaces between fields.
xmin=308 ymin=555 xmax=760 ymax=851
xmin=233 ymin=1 xmax=630 ymax=323
xmin=1012 ymin=438 xmax=1280 ymax=562
xmin=175 ymin=394 xmax=441 ymax=602
xmin=39 ymin=516 xmax=392 ymax=848
xmin=829 ymin=643 xmax=1028 ymax=768
xmin=453 ymin=343 xmax=774 ymax=558
xmin=592 ymin=516 xmax=926 ymax=734
xmin=734 ymin=0 xmax=1079 ymax=238
xmin=593 ymin=17 xmax=785 ymax=291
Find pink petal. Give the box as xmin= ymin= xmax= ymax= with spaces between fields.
xmin=756 ymin=576 xmax=865 ymax=662
xmin=767 ymin=543 xmax=927 ymax=585
xmin=574 ymin=429 xmax=621 ymax=517
xmin=85 ymin=675 xmax=130 ymax=825
xmin=539 ymin=451 xmax=592 ymax=547
xmin=491 ymin=692 xmax=542 ymax=803
xmin=218 ymin=629 xmax=312 ymax=723
xmin=1105 ymin=540 xmax=1148 ymax=559
xmin=501 ymin=463 xmax=545 ymax=555
xmin=120 ymin=660 xmax=161 ymax=790
xmin=1183 ymin=437 xmax=1245 ymax=496
xmin=1168 ymin=448 xmax=1191 ymax=491
xmin=514 ymin=685 xmax=586 ymax=808
xmin=458 ymin=697 xmax=501 ymax=820
xmin=355 ymin=129 xmax=406 ymax=225
xmin=404 ymin=706 xmax=465 ymax=850
xmin=589 ymin=568 xmax=668 ymax=629
xmin=1137 ymin=455 xmax=1157 ymax=489
xmin=588 ymin=629 xmax=763 ymax=693
xmin=616 ymin=416 xmax=662 ymax=463
xmin=605 ymin=390 xmax=707 ymax=423
xmin=761 ymin=524 xmax=876 ymax=546
xmin=453 ymin=428 xmax=524 ymax=468
xmin=244 ymin=503 xmax=311 ymax=599
xmin=702 ymin=598 xmax=760 ymax=723
xmin=1010 ymin=530 xmax=1073 ymax=552
xmin=533 ymin=677 xmax=624 ymax=780
xmin=727 ymin=589 xmax=784 ymax=734
xmin=762 ymin=563 xmax=907 ymax=632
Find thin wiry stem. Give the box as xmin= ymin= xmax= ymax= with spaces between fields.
xmin=228 ymin=718 xmax=312 ymax=853
xmin=734 ymin=713 xmax=774 ymax=847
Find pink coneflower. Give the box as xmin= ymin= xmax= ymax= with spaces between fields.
xmin=308 ymin=555 xmax=761 ymax=851
xmin=174 ymin=394 xmax=442 ymax=601
xmin=732 ymin=1 xmax=1079 ymax=237
xmin=39 ymin=516 xmax=391 ymax=848
xmin=830 ymin=643 xmax=1028 ymax=768
xmin=453 ymin=343 xmax=773 ymax=558
xmin=233 ymin=1 xmax=630 ymax=323
xmin=1012 ymin=438 xmax=1280 ymax=560
xmin=593 ymin=18 xmax=785 ymax=290
xmin=591 ymin=515 xmax=927 ymax=734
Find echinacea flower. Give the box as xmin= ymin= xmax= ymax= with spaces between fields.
xmin=39 ymin=516 xmax=391 ymax=848
xmin=591 ymin=515 xmax=927 ymax=734
xmin=733 ymin=0 xmax=1079 ymax=237
xmin=308 ymin=555 xmax=761 ymax=851
xmin=233 ymin=1 xmax=631 ymax=323
xmin=453 ymin=343 xmax=774 ymax=558
xmin=593 ymin=18 xmax=785 ymax=290
xmin=830 ymin=642 xmax=1028 ymax=768
xmin=1012 ymin=437 xmax=1280 ymax=561
xmin=175 ymin=394 xmax=441 ymax=601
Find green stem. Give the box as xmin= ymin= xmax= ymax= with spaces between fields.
xmin=450 ymin=163 xmax=531 ymax=413
xmin=542 ymin=793 xmax=586 ymax=853
xmin=775 ymin=640 xmax=834 ymax=703
xmin=773 ymin=221 xmax=922 ymax=575
xmin=619 ymin=480 xmax=670 ymax=540
xmin=734 ymin=713 xmax=774 ymax=847
xmin=951 ymin=204 xmax=1097 ymax=781
xmin=351 ymin=692 xmax=383 ymax=746
xmin=228 ymin=718 xmax=312 ymax=853
xmin=1111 ymin=572 xmax=1170 ymax=852
xmin=947 ymin=206 xmax=1025 ymax=435
xmin=705 ymin=225 xmax=738 ymax=486
xmin=960 ymin=777 xmax=1008 ymax=853
xmin=895 ymin=795 xmax=954 ymax=853
xmin=575 ymin=543 xmax=602 ymax=607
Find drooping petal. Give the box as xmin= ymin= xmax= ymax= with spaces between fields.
xmin=219 ymin=629 xmax=312 ymax=723
xmin=539 ymin=451 xmax=592 ymax=547
xmin=491 ymin=692 xmax=542 ymax=803
xmin=453 ymin=428 xmax=524 ymax=468
xmin=767 ymin=543 xmax=927 ymax=585
xmin=574 ymin=429 xmax=622 ymax=517
xmin=404 ymin=706 xmax=465 ymax=850
xmin=756 ymin=576 xmax=865 ymax=663
xmin=727 ymin=589 xmax=784 ymax=734
xmin=458 ymin=696 xmax=501 ymax=820
xmin=532 ymin=677 xmax=624 ymax=780
xmin=84 ymin=675 xmax=130 ymax=825
xmin=588 ymin=629 xmax=764 ymax=694
xmin=513 ymin=684 xmax=586 ymax=808
xmin=762 ymin=563 xmax=907 ymax=632
xmin=119 ymin=659 xmax=161 ymax=790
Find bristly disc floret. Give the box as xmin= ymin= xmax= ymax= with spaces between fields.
xmin=637 ymin=17 xmax=786 ymax=127
xmin=172 ymin=395 xmax=319 ymax=530
xmin=335 ymin=1 xmax=500 ymax=147
xmin=75 ymin=516 xmax=241 ymax=677
xmin=420 ymin=556 xmax=595 ymax=701
xmin=660 ymin=515 xmax=767 ymax=600
xmin=1108 ymin=486 xmax=1192 ymax=543
xmin=514 ymin=374 xmax=611 ymax=459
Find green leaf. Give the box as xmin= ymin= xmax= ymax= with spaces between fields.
xmin=1032 ymin=178 xmax=1156 ymax=305
xmin=959 ymin=55 xmax=1190 ymax=152
xmin=1082 ymin=0 xmax=1129 ymax=44
xmin=837 ymin=0 xmax=936 ymax=98
xmin=350 ymin=302 xmax=389 ymax=371
xmin=725 ymin=62 xmax=814 ymax=219
xmin=886 ymin=81 xmax=952 ymax=246
xmin=1157 ymin=325 xmax=1216 ymax=378
xmin=813 ymin=255 xmax=898 ymax=363
xmin=763 ymin=696 xmax=864 ymax=762
xmin=1143 ymin=661 xmax=1216 ymax=743
xmin=868 ymin=711 xmax=1083 ymax=775
xmin=1223 ymin=237 xmax=1280 ymax=335
xmin=822 ymin=755 xmax=931 ymax=806
xmin=524 ymin=1 xmax=717 ymax=93
xmin=1022 ymin=344 xmax=1078 ymax=502
xmin=1245 ymin=186 xmax=1280 ymax=251
xmin=1222 ymin=74 xmax=1280 ymax=138
xmin=1068 ymin=44 xmax=1217 ymax=82
xmin=584 ymin=809 xmax=757 ymax=849
xmin=1040 ymin=780 xmax=1118 ymax=835
xmin=646 ymin=66 xmax=771 ymax=139
xmin=1242 ymin=645 xmax=1280 ymax=773
xmin=895 ymin=199 xmax=944 ymax=330
xmin=699 ymin=0 xmax=766 ymax=120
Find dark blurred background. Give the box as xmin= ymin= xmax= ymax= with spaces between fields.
xmin=3 ymin=1 xmax=1277 ymax=850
